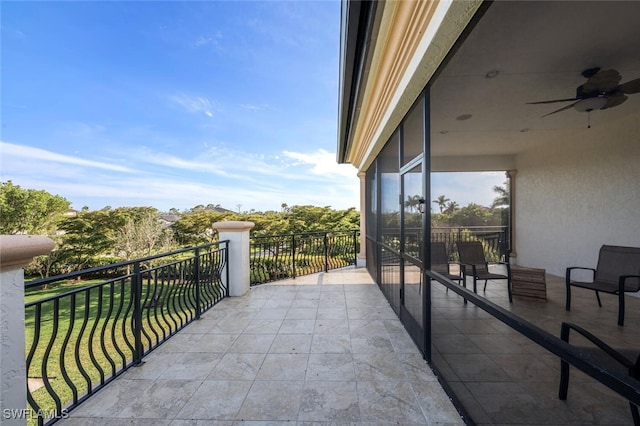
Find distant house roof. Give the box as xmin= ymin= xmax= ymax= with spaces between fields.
xmin=158 ymin=214 xmax=180 ymax=229
xmin=207 ymin=206 xmax=232 ymax=213
xmin=159 ymin=214 xmax=180 ymax=221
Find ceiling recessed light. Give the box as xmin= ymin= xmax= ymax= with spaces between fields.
xmin=485 ymin=69 xmax=499 ymax=79
xmin=456 ymin=114 xmax=472 ymax=121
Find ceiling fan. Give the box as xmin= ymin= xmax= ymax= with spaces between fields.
xmin=528 ymin=67 xmax=640 ymax=118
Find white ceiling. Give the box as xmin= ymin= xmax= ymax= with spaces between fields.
xmin=430 ymin=1 xmax=640 ymax=157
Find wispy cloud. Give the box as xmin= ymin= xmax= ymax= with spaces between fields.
xmin=282 ymin=149 xmax=355 ymax=179
xmin=132 ymin=148 xmax=231 ymax=177
xmin=0 ymin=141 xmax=135 ymax=173
xmin=0 ymin=141 xmax=360 ymax=212
xmin=240 ymin=103 xmax=268 ymax=112
xmin=169 ymin=94 xmax=215 ymax=117
xmin=193 ymin=35 xmax=213 ymax=47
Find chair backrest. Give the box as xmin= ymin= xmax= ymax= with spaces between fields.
xmin=431 ymin=242 xmax=449 ymax=264
xmin=430 ymin=242 xmax=450 ymax=274
xmin=595 ymin=245 xmax=640 ymax=291
xmin=457 ymin=241 xmax=488 ymax=273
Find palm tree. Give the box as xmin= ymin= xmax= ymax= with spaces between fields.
xmin=405 ymin=195 xmax=421 ymax=212
xmin=433 ymin=195 xmax=450 ymax=213
xmin=444 ymin=201 xmax=459 ymax=215
xmin=491 ymin=181 xmax=510 ymax=208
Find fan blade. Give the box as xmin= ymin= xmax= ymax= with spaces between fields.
xmin=541 ymin=101 xmax=580 ymax=117
xmin=602 ymin=93 xmax=628 ymax=109
xmin=527 ymin=98 xmax=579 ymax=105
xmin=583 ymin=69 xmax=621 ymax=93
xmin=619 ymin=77 xmax=640 ymax=94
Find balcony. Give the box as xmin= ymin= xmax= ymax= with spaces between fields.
xmin=58 ymin=267 xmax=463 ymax=424
xmin=2 ymin=229 xmax=638 ymax=425
xmin=51 ymin=269 xmax=639 ymax=425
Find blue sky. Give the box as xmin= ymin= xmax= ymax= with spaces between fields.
xmin=1 ymin=1 xmax=504 ymax=213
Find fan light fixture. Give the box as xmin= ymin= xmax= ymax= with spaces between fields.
xmin=574 ymin=97 xmax=607 ymax=112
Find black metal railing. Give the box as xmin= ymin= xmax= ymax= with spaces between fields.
xmin=24 ymin=241 xmax=228 ymax=425
xmin=250 ymin=230 xmax=359 ymax=284
xmin=379 ymin=226 xmax=508 ymax=263
xmin=431 ymin=225 xmax=508 ymax=261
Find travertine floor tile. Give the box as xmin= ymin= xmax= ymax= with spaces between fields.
xmin=298 ymin=381 xmax=360 ymax=422
xmin=236 ymin=380 xmax=304 ymax=421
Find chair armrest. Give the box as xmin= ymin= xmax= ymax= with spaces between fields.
xmin=459 ymin=262 xmax=477 ymax=276
xmin=446 ymin=261 xmax=462 ymax=276
xmin=459 ymin=263 xmax=466 ymax=276
xmin=566 ymin=266 xmax=596 ymax=282
xmin=619 ymin=275 xmax=640 ymax=293
xmin=560 ymin=322 xmax=634 ymax=368
xmin=487 ymin=261 xmax=510 ymax=270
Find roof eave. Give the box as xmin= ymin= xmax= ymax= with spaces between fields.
xmin=337 ymin=0 xmax=377 ymax=165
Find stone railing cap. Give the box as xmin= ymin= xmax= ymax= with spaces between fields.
xmin=211 ymin=221 xmax=255 ymax=232
xmin=0 ymin=235 xmax=55 ymax=272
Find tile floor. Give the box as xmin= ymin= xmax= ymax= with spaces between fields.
xmin=61 ymin=267 xmax=464 ymax=425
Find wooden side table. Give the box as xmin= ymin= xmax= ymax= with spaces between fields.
xmin=511 ymin=265 xmax=547 ymax=300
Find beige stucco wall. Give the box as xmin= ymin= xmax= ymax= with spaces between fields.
xmin=514 ymin=111 xmax=640 ymax=280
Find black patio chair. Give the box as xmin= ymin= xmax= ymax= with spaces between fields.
xmin=565 ymin=245 xmax=640 ymax=326
xmin=431 ymin=242 xmax=464 ymax=283
xmin=457 ymin=240 xmax=512 ymax=302
xmin=558 ymin=322 xmax=640 ymax=425
xmin=432 ymin=242 xmax=467 ymax=303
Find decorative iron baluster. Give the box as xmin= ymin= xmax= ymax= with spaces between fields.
xmin=60 ymin=293 xmax=78 ymax=404
xmin=110 ymin=279 xmax=129 ymax=370
xmin=132 ymin=261 xmax=143 ymax=365
xmin=76 ymin=290 xmax=94 ymax=392
xmin=195 ymin=248 xmax=201 ymax=319
xmin=87 ymin=286 xmax=106 ymax=386
xmin=26 ymin=304 xmax=42 ymax=425
xmin=99 ymin=283 xmax=117 ymax=378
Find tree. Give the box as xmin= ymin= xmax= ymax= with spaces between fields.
xmin=450 ymin=203 xmax=492 ymax=227
xmin=432 ymin=195 xmax=450 ymax=214
xmin=0 ymin=181 xmax=70 ymax=235
xmin=112 ymin=210 xmax=175 ymax=269
xmin=491 ymin=180 xmax=510 ymax=226
xmin=405 ymin=195 xmax=421 ymax=212
xmin=444 ymin=201 xmax=459 ymax=215
xmin=173 ymin=210 xmax=237 ymax=245
xmin=56 ymin=211 xmax=113 ymax=272
xmin=491 ymin=180 xmax=510 ymax=208
xmin=27 ymin=236 xmax=65 ymax=279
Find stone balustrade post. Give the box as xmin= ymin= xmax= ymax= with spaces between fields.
xmin=0 ymin=235 xmax=54 ymax=425
xmin=211 ymin=221 xmax=255 ymax=297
